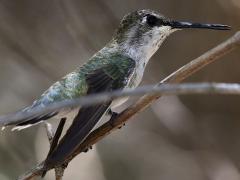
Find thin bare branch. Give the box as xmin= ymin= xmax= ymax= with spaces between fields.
xmin=1 ymin=82 xmax=240 ymax=127
xmin=55 ymin=167 xmax=64 ymax=180
xmin=16 ymin=31 xmax=240 ymax=179
xmin=45 ymin=123 xmax=54 ymax=143
xmin=44 ymin=120 xmax=66 ymax=180
xmin=4 ymin=82 xmax=240 ymax=127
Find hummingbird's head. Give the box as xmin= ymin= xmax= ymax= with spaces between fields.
xmin=114 ymin=9 xmax=230 ymax=61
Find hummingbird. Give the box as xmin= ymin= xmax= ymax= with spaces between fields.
xmin=0 ymin=9 xmax=230 ymax=170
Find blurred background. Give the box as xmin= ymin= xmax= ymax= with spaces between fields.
xmin=0 ymin=0 xmax=239 ymax=179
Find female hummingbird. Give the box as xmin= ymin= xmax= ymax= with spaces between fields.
xmin=0 ymin=9 xmax=230 ymax=170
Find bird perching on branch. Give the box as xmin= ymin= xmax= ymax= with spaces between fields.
xmin=0 ymin=9 xmax=230 ymax=172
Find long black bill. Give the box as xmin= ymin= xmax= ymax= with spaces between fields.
xmin=169 ymin=21 xmax=231 ymax=30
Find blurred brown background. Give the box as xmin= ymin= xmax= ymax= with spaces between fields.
xmin=0 ymin=0 xmax=239 ymax=179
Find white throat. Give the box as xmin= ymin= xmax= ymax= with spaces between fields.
xmin=120 ymin=26 xmax=173 ymax=65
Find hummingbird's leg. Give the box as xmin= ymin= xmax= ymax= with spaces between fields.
xmin=108 ymin=109 xmax=125 ymax=129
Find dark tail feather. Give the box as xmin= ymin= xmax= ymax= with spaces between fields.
xmin=43 ymin=102 xmax=111 ymax=169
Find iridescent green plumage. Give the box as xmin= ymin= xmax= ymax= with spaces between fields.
xmin=32 ymin=51 xmax=135 ymax=108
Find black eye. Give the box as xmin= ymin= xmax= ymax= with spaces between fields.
xmin=146 ymin=15 xmax=158 ymax=27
